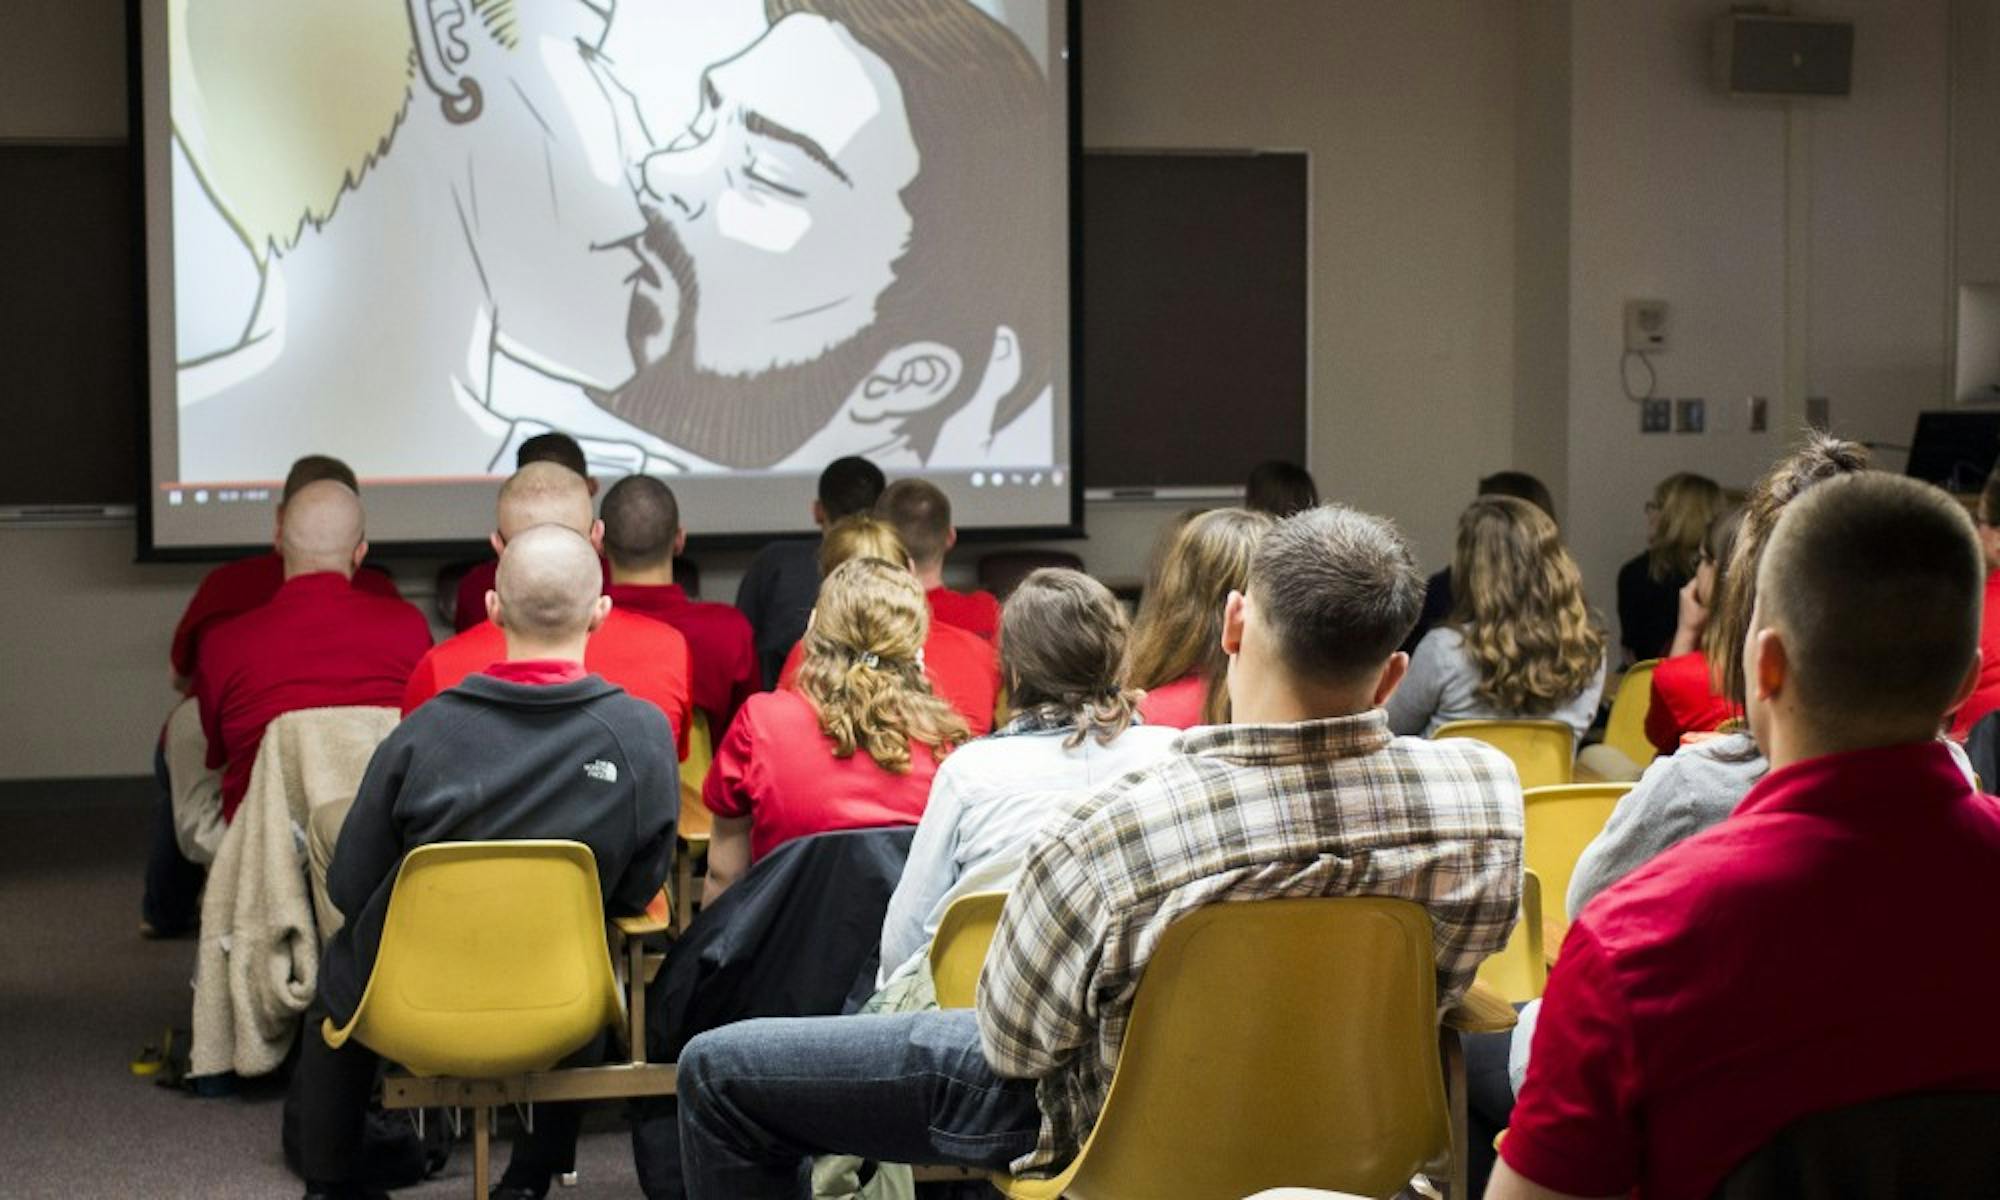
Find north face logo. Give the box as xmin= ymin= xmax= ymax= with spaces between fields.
xmin=583 ymin=760 xmax=618 ymax=783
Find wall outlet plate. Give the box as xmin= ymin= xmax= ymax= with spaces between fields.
xmin=1748 ymin=395 xmax=1769 ymax=432
xmin=1625 ymin=299 xmax=1671 ymax=353
xmin=1676 ymin=398 xmax=1706 ymax=433
xmin=1641 ymin=398 xmax=1673 ymax=433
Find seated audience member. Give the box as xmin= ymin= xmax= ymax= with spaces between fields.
xmin=1388 ymin=495 xmax=1606 ymax=741
xmin=1490 ymin=472 xmax=2000 ymax=1200
xmin=704 ymin=558 xmax=971 ymax=905
xmin=1949 ymin=464 xmax=2000 ymax=739
xmin=1128 ymin=507 xmax=1275 ymax=727
xmin=876 ymin=478 xmax=1000 ymax=641
xmin=777 ymin=516 xmax=1002 ymax=735
xmin=1645 ymin=506 xmax=1745 ymax=753
xmin=192 ymin=481 xmax=432 ymax=826
xmin=1616 ymin=471 xmax=1727 ymax=664
xmin=300 ymin=525 xmax=677 ymax=1200
xmin=600 ymin=476 xmax=757 ymax=739
xmin=671 ymin=505 xmax=1523 ymax=1197
xmin=1243 ymin=458 xmax=1319 ymax=517
xmin=738 ymin=456 xmax=886 ymax=688
xmin=452 ymin=432 xmax=608 ymax=632
xmin=405 ymin=463 xmax=693 ymax=759
xmin=875 ymin=569 xmax=1179 ymax=989
xmin=1404 ymin=470 xmax=1557 ymax=654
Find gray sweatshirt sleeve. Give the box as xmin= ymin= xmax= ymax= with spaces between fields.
xmin=1387 ymin=629 xmax=1452 ymax=736
xmin=1566 ymin=734 xmax=1765 ymax=918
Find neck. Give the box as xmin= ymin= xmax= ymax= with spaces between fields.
xmin=914 ymin=561 xmax=946 ymax=591
xmin=503 ymin=633 xmax=590 ymax=664
xmin=1229 ymin=664 xmax=1375 ymax=726
xmin=612 ymin=561 xmax=674 ymax=587
xmin=1762 ymin=714 xmax=1939 ymax=773
xmin=283 ymin=560 xmax=353 ymax=582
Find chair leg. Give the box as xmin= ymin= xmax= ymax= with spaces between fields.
xmin=1445 ymin=1029 xmax=1469 ymax=1200
xmin=473 ymin=1103 xmax=491 ymax=1198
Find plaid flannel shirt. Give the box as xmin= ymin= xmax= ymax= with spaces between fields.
xmin=973 ymin=710 xmax=1524 ymax=1176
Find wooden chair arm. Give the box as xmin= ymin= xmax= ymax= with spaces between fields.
xmin=1445 ymin=980 xmax=1518 ymax=1035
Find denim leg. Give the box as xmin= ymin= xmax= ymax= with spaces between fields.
xmin=141 ymin=738 xmax=204 ymax=934
xmin=677 ymin=1010 xmax=1041 ymax=1200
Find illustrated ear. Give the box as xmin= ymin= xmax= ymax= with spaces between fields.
xmin=407 ymin=0 xmax=484 ymax=121
xmin=852 ymin=342 xmax=964 ymax=423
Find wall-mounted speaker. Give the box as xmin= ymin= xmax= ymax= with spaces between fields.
xmin=1712 ymin=14 xmax=1854 ymax=98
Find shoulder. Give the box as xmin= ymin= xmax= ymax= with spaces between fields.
xmin=1616 ymin=553 xmax=1650 ymax=586
xmin=1385 ymin=731 xmax=1524 ymax=795
xmin=589 ymin=685 xmax=677 ymax=746
xmin=604 ymin=607 xmax=690 ymax=651
xmin=1411 ymin=626 xmax=1469 ymax=669
xmin=689 ymin=599 xmax=755 ymax=638
xmin=735 ymin=688 xmax=816 ymax=735
xmin=929 ymin=622 xmax=997 ymax=669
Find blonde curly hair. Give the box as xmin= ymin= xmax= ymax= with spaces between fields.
xmin=795 ymin=558 xmax=969 ymax=772
xmin=1448 ymin=496 xmax=1605 ymax=714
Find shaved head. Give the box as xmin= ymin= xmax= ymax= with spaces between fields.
xmin=494 ymin=525 xmax=605 ymax=642
xmin=497 ymin=462 xmax=596 ymax=541
xmin=279 ymin=480 xmax=365 ymax=576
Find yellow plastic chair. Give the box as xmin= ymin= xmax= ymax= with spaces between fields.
xmin=683 ymin=710 xmax=715 ymax=793
xmin=1523 ymin=783 xmax=1632 ymax=931
xmin=1600 ymin=659 xmax=1660 ymax=770
xmin=928 ymin=890 xmax=1008 ymax=1009
xmin=1475 ymin=868 xmax=1548 ymax=1004
xmin=1433 ymin=719 xmax=1575 ymax=790
xmin=991 ymin=898 xmax=1515 ymax=1200
xmin=322 ymin=841 xmax=672 ymax=1195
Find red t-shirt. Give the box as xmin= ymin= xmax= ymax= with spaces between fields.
xmin=926 ymin=585 xmax=1001 ymax=643
xmin=606 ymin=583 xmax=757 ymax=735
xmin=194 ymin=572 xmax=432 ymax=822
xmin=1949 ymin=569 xmax=2000 ymax=739
xmin=702 ymin=688 xmax=939 ymax=862
xmin=1502 ymin=741 xmax=2000 ymax=1200
xmin=454 ymin=555 xmax=614 ymax=633
xmin=776 ymin=621 xmax=999 ymax=736
xmin=403 ymin=608 xmax=693 ymax=760
xmin=482 ymin=659 xmax=588 ymax=687
xmin=1137 ymin=673 xmax=1207 ymax=729
xmin=171 ymin=552 xmax=400 ymax=681
xmin=1644 ymin=650 xmax=1736 ymax=754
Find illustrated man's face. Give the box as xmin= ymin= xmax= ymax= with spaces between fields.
xmin=631 ymin=13 xmax=920 ymax=377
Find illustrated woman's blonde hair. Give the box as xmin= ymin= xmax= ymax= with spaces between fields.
xmin=1448 ymin=496 xmax=1605 ymax=714
xmin=795 ymin=557 xmax=968 ymax=772
xmin=1127 ymin=507 xmax=1274 ymax=725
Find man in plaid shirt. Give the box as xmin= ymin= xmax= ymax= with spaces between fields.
xmin=673 ymin=505 xmax=1524 ymax=1197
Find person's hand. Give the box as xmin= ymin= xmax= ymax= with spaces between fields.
xmin=1668 ymin=577 xmax=1709 ymax=657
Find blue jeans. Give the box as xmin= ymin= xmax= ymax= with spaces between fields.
xmin=676 ymin=1009 xmax=1042 ymax=1200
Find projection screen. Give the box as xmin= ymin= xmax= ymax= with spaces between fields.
xmin=137 ymin=0 xmax=1075 ymax=551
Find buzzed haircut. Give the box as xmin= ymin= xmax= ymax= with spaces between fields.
xmin=497 ymin=462 xmax=595 ymax=539
xmin=495 ymin=524 xmax=604 ymax=641
xmin=818 ymin=456 xmax=887 ymax=522
xmin=876 ymin=479 xmax=952 ymax=567
xmin=1758 ymin=473 xmax=1983 ymax=732
xmin=1477 ymin=470 xmax=1557 ymax=522
xmin=601 ymin=476 xmax=681 ymax=570
xmin=516 ymin=432 xmax=590 ymax=477
xmin=1249 ymin=505 xmax=1425 ymax=683
xmin=281 ymin=454 xmax=359 ymax=503
xmin=1244 ymin=460 xmax=1319 ymax=518
xmin=280 ymin=479 xmax=365 ymax=573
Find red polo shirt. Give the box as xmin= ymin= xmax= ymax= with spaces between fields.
xmin=454 ymin=555 xmax=614 ymax=633
xmin=194 ymin=572 xmax=432 ymax=823
xmin=926 ymin=585 xmax=1001 ymax=643
xmin=703 ymin=688 xmax=939 ymax=862
xmin=776 ymin=620 xmax=999 ymax=736
xmin=171 ymin=552 xmax=401 ymax=681
xmin=403 ymin=608 xmax=693 ymax=760
xmin=1137 ymin=673 xmax=1207 ymax=729
xmin=1948 ymin=570 xmax=2000 ymax=739
xmin=1645 ymin=650 xmax=1737 ymax=754
xmin=606 ymin=583 xmax=757 ymax=735
xmin=1502 ymin=741 xmax=2000 ymax=1200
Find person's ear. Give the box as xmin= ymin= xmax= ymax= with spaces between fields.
xmin=489 ymin=531 xmax=506 ymax=558
xmin=272 ymin=508 xmax=286 ymax=553
xmin=811 ymin=500 xmax=827 ymax=529
xmin=485 ymin=589 xmax=503 ymax=630
xmin=587 ymin=594 xmax=612 ymax=634
xmin=1752 ymin=628 xmax=1790 ymax=705
xmin=406 ymin=0 xmax=485 ymax=122
xmin=1372 ymin=652 xmax=1411 ymax=708
xmin=851 ymin=343 xmax=964 ymax=422
xmin=673 ymin=528 xmax=688 ymax=558
xmin=1221 ymin=590 xmax=1247 ymax=656
xmin=588 ymin=519 xmax=607 ymax=555
xmin=1950 ymin=649 xmax=1984 ymax=716
xmin=351 ymin=539 xmax=369 ymax=574
xmin=586 ymin=477 xmax=601 ymax=498
xmin=944 ymin=527 xmax=958 ymax=556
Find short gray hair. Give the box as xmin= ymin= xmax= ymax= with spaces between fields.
xmin=1248 ymin=505 xmax=1424 ymax=683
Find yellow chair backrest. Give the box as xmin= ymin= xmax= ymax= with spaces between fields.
xmin=996 ymin=898 xmax=1450 ymax=1200
xmin=1601 ymin=659 xmax=1660 ymax=770
xmin=683 ymin=710 xmax=715 ymax=794
xmin=929 ymin=890 xmax=1008 ymax=1009
xmin=1523 ymin=784 xmax=1631 ymax=928
xmin=1434 ymin=719 xmax=1576 ymax=790
xmin=321 ymin=840 xmax=623 ymax=1079
xmin=1475 ymin=869 xmax=1547 ymax=1005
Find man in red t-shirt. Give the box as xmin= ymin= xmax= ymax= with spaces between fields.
xmin=876 ymin=479 xmax=1000 ymax=642
xmin=405 ymin=462 xmax=694 ymax=760
xmin=600 ymin=476 xmax=756 ymax=739
xmin=1493 ymin=474 xmax=2000 ymax=1200
xmin=450 ymin=433 xmax=606 ymax=632
xmin=192 ymin=481 xmax=433 ymax=824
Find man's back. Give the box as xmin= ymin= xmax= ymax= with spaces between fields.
xmin=194 ymin=572 xmax=431 ymax=822
xmin=172 ymin=553 xmax=400 ymax=681
xmin=736 ymin=539 xmax=821 ymax=689
xmin=926 ymin=585 xmax=1001 ymax=643
xmin=608 ymin=583 xmax=757 ymax=735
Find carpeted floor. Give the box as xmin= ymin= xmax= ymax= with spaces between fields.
xmin=0 ymin=778 xmax=643 ymax=1199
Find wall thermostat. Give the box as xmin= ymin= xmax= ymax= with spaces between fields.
xmin=1625 ymin=299 xmax=1671 ymax=353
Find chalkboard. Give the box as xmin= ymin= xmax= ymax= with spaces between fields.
xmin=1080 ymin=151 xmax=1309 ymax=490
xmin=0 ymin=143 xmax=141 ymax=506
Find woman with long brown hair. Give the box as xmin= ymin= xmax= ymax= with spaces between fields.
xmin=1387 ymin=495 xmax=1606 ymax=740
xmin=1617 ymin=472 xmax=1728 ymax=662
xmin=1129 ymin=507 xmax=1275 ymax=727
xmin=702 ymin=557 xmax=970 ymax=902
xmin=1644 ymin=505 xmax=1746 ymax=752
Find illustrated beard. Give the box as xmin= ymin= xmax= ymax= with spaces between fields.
xmin=592 ymin=213 xmax=891 ymax=467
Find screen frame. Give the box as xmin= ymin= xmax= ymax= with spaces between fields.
xmin=130 ymin=0 xmax=1084 ymax=562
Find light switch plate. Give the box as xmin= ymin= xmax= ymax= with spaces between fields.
xmin=1676 ymin=398 xmax=1706 ymax=433
xmin=1641 ymin=398 xmax=1673 ymax=433
xmin=1748 ymin=396 xmax=1769 ymax=432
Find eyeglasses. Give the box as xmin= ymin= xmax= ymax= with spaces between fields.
xmin=1644 ymin=501 xmax=1661 ymax=516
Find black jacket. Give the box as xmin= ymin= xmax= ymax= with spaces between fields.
xmin=319 ymin=672 xmax=678 ymax=1024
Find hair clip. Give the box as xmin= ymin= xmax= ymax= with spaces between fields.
xmin=859 ymin=651 xmax=881 ymax=669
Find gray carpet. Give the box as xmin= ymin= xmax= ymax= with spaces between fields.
xmin=0 ymin=778 xmax=643 ymax=1199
